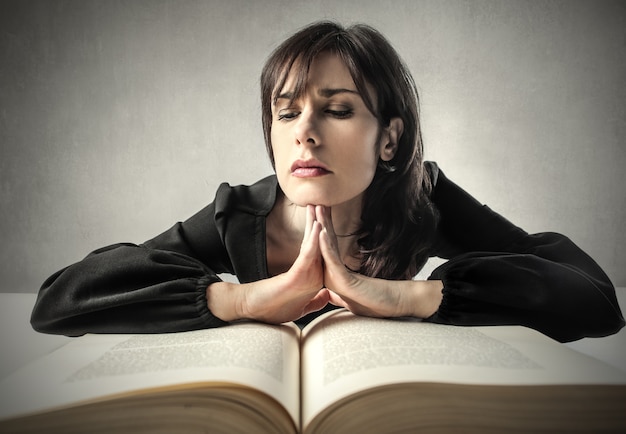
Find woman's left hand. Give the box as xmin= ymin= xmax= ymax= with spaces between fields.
xmin=315 ymin=206 xmax=443 ymax=319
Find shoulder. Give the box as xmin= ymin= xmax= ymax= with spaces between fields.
xmin=423 ymin=160 xmax=470 ymax=203
xmin=424 ymin=160 xmax=440 ymax=186
xmin=424 ymin=161 xmax=528 ymax=254
xmin=214 ymin=175 xmax=278 ymax=216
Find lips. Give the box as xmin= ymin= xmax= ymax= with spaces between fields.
xmin=290 ymin=159 xmax=331 ymax=178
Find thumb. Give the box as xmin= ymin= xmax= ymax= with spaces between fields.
xmin=319 ymin=227 xmax=355 ymax=287
xmin=319 ymin=226 xmax=344 ymax=268
xmin=302 ymin=288 xmax=330 ymax=316
xmin=327 ymin=290 xmax=347 ymax=308
xmin=293 ymin=220 xmax=322 ymax=271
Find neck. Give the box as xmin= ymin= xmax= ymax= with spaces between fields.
xmin=324 ymin=195 xmax=363 ymax=237
xmin=272 ymin=191 xmax=363 ymax=258
xmin=283 ymin=195 xmax=363 ymax=233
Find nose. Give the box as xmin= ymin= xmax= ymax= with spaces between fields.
xmin=294 ymin=109 xmax=320 ymax=147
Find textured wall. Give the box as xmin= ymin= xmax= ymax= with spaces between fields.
xmin=1 ymin=0 xmax=625 ymax=292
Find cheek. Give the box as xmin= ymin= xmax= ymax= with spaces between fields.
xmin=347 ymin=130 xmax=382 ymax=171
xmin=270 ymin=131 xmax=287 ymax=166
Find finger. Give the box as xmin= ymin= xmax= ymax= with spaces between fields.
xmin=303 ymin=204 xmax=316 ymax=242
xmin=316 ymin=206 xmax=340 ymax=255
xmin=302 ymin=288 xmax=330 ymax=316
xmin=299 ymin=220 xmax=322 ymax=261
xmin=319 ymin=226 xmax=344 ymax=267
xmin=315 ymin=205 xmax=335 ymax=236
xmin=300 ymin=205 xmax=316 ymax=252
xmin=327 ymin=290 xmax=347 ymax=308
xmin=325 ymin=206 xmax=336 ymax=239
xmin=314 ymin=205 xmax=325 ymax=226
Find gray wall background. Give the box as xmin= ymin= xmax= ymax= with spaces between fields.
xmin=1 ymin=0 xmax=624 ymax=293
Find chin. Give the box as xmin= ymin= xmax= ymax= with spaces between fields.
xmin=288 ymin=194 xmax=333 ymax=208
xmin=282 ymin=186 xmax=335 ymax=207
xmin=279 ymin=177 xmax=364 ymax=208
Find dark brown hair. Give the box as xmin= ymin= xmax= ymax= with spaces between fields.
xmin=260 ymin=21 xmax=438 ymax=279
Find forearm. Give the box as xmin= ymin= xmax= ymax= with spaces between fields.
xmin=207 ymin=271 xmax=329 ymax=324
xmin=325 ymin=273 xmax=444 ymax=320
xmin=401 ymin=279 xmax=444 ymax=318
xmin=206 ymin=277 xmax=289 ymax=323
xmin=206 ymin=281 xmax=245 ymax=322
xmin=379 ymin=278 xmax=443 ymax=318
xmin=31 ymin=244 xmax=227 ymax=336
xmin=428 ymin=240 xmax=625 ymax=342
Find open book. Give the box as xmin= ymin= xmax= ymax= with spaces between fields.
xmin=1 ymin=309 xmax=625 ymax=433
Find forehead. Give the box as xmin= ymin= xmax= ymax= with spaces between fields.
xmin=273 ymin=52 xmax=358 ymax=100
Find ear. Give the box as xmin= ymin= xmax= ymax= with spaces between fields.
xmin=379 ymin=117 xmax=403 ymax=162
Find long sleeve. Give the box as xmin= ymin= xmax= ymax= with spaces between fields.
xmin=31 ymin=176 xmax=278 ymax=336
xmin=31 ymin=202 xmax=230 ymax=336
xmin=426 ymin=164 xmax=625 ymax=342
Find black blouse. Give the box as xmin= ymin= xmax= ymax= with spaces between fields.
xmin=31 ymin=162 xmax=624 ymax=342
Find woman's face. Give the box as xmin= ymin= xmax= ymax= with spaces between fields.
xmin=270 ymin=51 xmax=392 ymax=208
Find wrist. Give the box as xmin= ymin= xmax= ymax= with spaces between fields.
xmin=401 ymin=279 xmax=443 ymax=318
xmin=206 ymin=281 xmax=245 ymax=322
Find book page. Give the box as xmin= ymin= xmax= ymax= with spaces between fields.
xmin=300 ymin=309 xmax=626 ymax=428
xmin=0 ymin=321 xmax=301 ymax=425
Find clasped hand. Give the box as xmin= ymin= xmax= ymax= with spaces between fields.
xmin=236 ymin=205 xmax=442 ymax=324
xmin=209 ymin=205 xmax=442 ymax=324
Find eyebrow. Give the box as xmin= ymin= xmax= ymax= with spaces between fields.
xmin=318 ymin=88 xmax=359 ymax=98
xmin=274 ymin=88 xmax=360 ymax=103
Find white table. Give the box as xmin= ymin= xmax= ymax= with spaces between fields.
xmin=1 ymin=290 xmax=625 ymax=380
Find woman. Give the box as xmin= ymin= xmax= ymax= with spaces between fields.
xmin=31 ymin=21 xmax=624 ymax=342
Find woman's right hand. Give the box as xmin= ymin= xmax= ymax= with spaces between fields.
xmin=206 ymin=205 xmax=329 ymax=324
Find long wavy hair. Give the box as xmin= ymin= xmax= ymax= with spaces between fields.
xmin=260 ymin=21 xmax=438 ymax=279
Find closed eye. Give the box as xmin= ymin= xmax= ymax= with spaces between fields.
xmin=277 ymin=111 xmax=300 ymax=121
xmin=326 ymin=109 xmax=353 ymax=119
